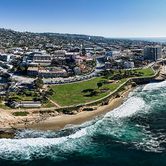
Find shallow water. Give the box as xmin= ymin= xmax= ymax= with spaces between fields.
xmin=1 ymin=81 xmax=166 ymax=165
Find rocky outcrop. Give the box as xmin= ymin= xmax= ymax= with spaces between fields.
xmin=131 ymin=81 xmax=137 ymax=87
xmin=0 ymin=128 xmax=15 ymax=138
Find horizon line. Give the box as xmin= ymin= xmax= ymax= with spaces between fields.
xmin=1 ymin=27 xmax=166 ymax=39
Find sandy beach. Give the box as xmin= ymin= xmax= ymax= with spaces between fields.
xmin=25 ymin=88 xmax=133 ymax=131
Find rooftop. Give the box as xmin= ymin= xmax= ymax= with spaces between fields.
xmin=27 ymin=67 xmax=38 ymax=71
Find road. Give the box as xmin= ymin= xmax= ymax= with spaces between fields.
xmin=0 ymin=57 xmax=104 ymax=84
xmin=0 ymin=57 xmax=164 ymax=85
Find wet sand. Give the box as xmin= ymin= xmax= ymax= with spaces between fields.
xmin=27 ymin=88 xmax=133 ymax=131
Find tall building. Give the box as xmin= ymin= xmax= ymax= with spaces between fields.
xmin=144 ymin=45 xmax=162 ymax=61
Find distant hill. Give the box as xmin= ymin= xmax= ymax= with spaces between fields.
xmin=0 ymin=28 xmax=105 ymax=40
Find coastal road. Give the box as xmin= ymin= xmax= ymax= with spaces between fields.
xmin=0 ymin=57 xmax=164 ymax=85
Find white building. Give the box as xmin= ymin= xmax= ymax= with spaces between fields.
xmin=0 ymin=54 xmax=11 ymax=62
xmin=124 ymin=61 xmax=134 ymax=68
xmin=10 ymin=101 xmax=42 ymax=108
xmin=105 ymin=51 xmax=120 ymax=60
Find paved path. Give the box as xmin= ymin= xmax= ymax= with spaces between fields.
xmin=46 ymin=97 xmax=61 ymax=108
xmin=1 ymin=67 xmax=160 ymax=112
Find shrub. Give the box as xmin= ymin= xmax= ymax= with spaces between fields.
xmin=33 ymin=111 xmax=39 ymax=114
xmin=39 ymin=110 xmax=54 ymax=114
xmin=13 ymin=111 xmax=29 ymax=116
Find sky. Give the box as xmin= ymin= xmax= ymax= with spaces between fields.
xmin=1 ymin=0 xmax=166 ymax=38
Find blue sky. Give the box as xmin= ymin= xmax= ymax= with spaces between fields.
xmin=1 ymin=0 xmax=166 ymax=37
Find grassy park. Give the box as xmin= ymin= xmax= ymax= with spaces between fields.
xmin=134 ymin=68 xmax=154 ymax=77
xmin=49 ymin=77 xmax=126 ymax=106
xmin=48 ymin=68 xmax=154 ymax=106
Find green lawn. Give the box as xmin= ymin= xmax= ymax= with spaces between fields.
xmin=120 ymin=68 xmax=154 ymax=77
xmin=136 ymin=68 xmax=154 ymax=77
xmin=48 ymin=68 xmax=154 ymax=106
xmin=49 ymin=77 xmax=126 ymax=106
xmin=43 ymin=101 xmax=56 ymax=108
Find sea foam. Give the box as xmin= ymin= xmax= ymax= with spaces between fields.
xmin=143 ymin=80 xmax=166 ymax=91
xmin=105 ymin=96 xmax=145 ymax=118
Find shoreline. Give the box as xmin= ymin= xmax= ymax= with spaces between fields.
xmin=22 ymin=88 xmax=133 ymax=131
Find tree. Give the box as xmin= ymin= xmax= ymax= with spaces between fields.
xmin=46 ymin=88 xmax=56 ymax=96
xmin=97 ymin=82 xmax=103 ymax=89
xmin=34 ymin=77 xmax=44 ymax=89
xmin=90 ymin=90 xmax=98 ymax=96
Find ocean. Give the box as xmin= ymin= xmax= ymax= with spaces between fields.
xmin=128 ymin=37 xmax=166 ymax=43
xmin=109 ymin=37 xmax=166 ymax=43
xmin=1 ymin=81 xmax=166 ymax=165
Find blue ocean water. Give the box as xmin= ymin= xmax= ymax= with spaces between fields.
xmin=1 ymin=81 xmax=166 ymax=165
xmin=109 ymin=37 xmax=166 ymax=43
xmin=125 ymin=37 xmax=166 ymax=43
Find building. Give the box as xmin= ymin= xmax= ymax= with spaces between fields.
xmin=27 ymin=66 xmax=68 ymax=78
xmin=10 ymin=101 xmax=41 ymax=108
xmin=130 ymin=49 xmax=143 ymax=53
xmin=72 ymin=54 xmax=94 ymax=65
xmin=105 ymin=51 xmax=120 ymax=60
xmin=4 ymin=64 xmax=13 ymax=69
xmin=144 ymin=45 xmax=162 ymax=61
xmin=38 ymin=67 xmax=67 ymax=77
xmin=72 ymin=54 xmax=83 ymax=64
xmin=0 ymin=54 xmax=11 ymax=62
xmin=115 ymin=59 xmax=123 ymax=67
xmin=27 ymin=67 xmax=38 ymax=76
xmin=53 ymin=50 xmax=67 ymax=57
xmin=105 ymin=62 xmax=112 ymax=69
xmin=10 ymin=47 xmax=23 ymax=54
xmin=124 ymin=61 xmax=134 ymax=68
xmin=33 ymin=54 xmax=51 ymax=62
xmin=31 ymin=54 xmax=52 ymax=66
